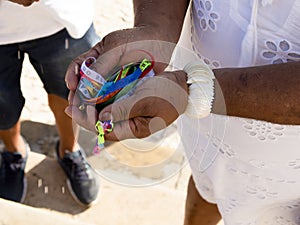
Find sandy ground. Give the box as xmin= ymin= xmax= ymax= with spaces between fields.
xmin=1 ymin=1 xmax=225 ymax=224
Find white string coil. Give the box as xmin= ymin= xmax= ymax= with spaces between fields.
xmin=183 ymin=61 xmax=215 ymax=119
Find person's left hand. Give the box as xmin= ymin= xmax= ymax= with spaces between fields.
xmin=66 ymin=70 xmax=188 ymax=140
xmin=8 ymin=0 xmax=39 ymax=7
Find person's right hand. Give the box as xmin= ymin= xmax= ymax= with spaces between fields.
xmin=8 ymin=0 xmax=39 ymax=7
xmin=99 ymin=70 xmax=189 ymax=141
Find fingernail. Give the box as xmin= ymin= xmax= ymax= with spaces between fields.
xmin=65 ymin=107 xmax=71 ymax=117
xmin=75 ymin=64 xmax=79 ymax=75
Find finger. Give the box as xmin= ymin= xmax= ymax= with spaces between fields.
xmin=90 ymin=44 xmax=123 ymax=78
xmin=90 ymin=44 xmax=151 ymax=79
xmin=67 ymin=91 xmax=75 ymax=107
xmin=98 ymin=91 xmax=157 ymax=141
xmin=65 ymin=62 xmax=80 ymax=91
xmin=89 ymin=38 xmax=173 ymax=78
xmin=104 ymin=116 xmax=168 ymax=141
xmin=98 ymin=74 xmax=188 ymax=141
xmin=98 ymin=93 xmax=143 ymax=122
xmin=65 ymin=43 xmax=102 ymax=91
xmin=99 ymin=74 xmax=188 ymax=122
xmin=85 ymin=105 xmax=98 ymax=130
xmin=118 ymin=40 xmax=177 ymax=74
xmin=67 ymin=90 xmax=82 ymax=109
xmin=66 ymin=105 xmax=98 ymax=132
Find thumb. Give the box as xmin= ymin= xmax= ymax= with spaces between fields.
xmin=98 ymin=94 xmax=152 ymax=141
xmin=98 ymin=74 xmax=189 ymax=141
xmin=98 ymin=86 xmax=153 ymax=122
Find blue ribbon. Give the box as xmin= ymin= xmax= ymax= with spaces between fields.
xmin=96 ymin=67 xmax=143 ymax=99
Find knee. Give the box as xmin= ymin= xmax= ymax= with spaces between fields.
xmin=184 ymin=176 xmax=222 ymax=225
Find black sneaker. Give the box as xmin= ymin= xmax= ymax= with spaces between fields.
xmin=56 ymin=143 xmax=100 ymax=206
xmin=0 ymin=150 xmax=28 ymax=203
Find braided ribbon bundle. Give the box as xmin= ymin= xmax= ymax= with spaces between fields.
xmin=78 ymin=57 xmax=155 ymax=109
xmin=77 ymin=55 xmax=155 ymax=153
xmin=183 ymin=61 xmax=215 ymax=119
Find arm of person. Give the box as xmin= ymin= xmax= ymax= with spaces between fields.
xmin=213 ymin=60 xmax=300 ymax=125
xmin=132 ymin=0 xmax=190 ymax=43
xmin=98 ymin=60 xmax=300 ymax=141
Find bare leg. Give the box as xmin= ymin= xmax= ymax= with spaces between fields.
xmin=184 ymin=176 xmax=222 ymax=225
xmin=48 ymin=94 xmax=79 ymax=158
xmin=0 ymin=121 xmax=27 ymax=157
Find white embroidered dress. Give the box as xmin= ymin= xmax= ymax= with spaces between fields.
xmin=176 ymin=0 xmax=300 ymax=224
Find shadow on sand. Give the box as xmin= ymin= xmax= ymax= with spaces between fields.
xmin=18 ymin=120 xmax=97 ymax=214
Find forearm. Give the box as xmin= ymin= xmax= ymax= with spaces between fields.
xmin=212 ymin=61 xmax=300 ymax=125
xmin=133 ymin=0 xmax=190 ymax=43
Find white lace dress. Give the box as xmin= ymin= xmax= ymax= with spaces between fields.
xmin=176 ymin=0 xmax=300 ymax=224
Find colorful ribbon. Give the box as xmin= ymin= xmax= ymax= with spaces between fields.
xmin=78 ymin=54 xmax=155 ymax=109
xmin=94 ymin=120 xmax=114 ymax=154
xmin=77 ymin=53 xmax=155 ymax=153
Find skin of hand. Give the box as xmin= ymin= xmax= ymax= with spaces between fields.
xmin=64 ymin=29 xmax=182 ymax=135
xmin=65 ymin=0 xmax=190 ymax=138
xmin=8 ymin=0 xmax=39 ymax=7
xmin=66 ymin=67 xmax=188 ymax=139
xmin=99 ymin=70 xmax=188 ymax=140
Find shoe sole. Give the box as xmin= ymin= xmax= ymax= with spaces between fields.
xmin=20 ymin=177 xmax=27 ymax=203
xmin=54 ymin=144 xmax=99 ymax=207
xmin=20 ymin=138 xmax=30 ymax=203
xmin=66 ymin=178 xmax=99 ymax=207
xmin=4 ymin=137 xmax=29 ymax=203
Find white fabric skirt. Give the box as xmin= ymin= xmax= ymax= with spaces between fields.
xmin=178 ymin=113 xmax=300 ymax=225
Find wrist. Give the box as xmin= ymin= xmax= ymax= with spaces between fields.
xmin=183 ymin=61 xmax=215 ymax=119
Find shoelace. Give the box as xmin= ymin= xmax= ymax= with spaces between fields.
xmin=2 ymin=153 xmax=25 ymax=171
xmin=63 ymin=152 xmax=90 ymax=181
xmin=1 ymin=153 xmax=25 ymax=182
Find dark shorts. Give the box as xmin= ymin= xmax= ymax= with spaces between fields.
xmin=0 ymin=24 xmax=100 ymax=129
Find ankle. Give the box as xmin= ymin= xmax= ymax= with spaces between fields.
xmin=58 ymin=142 xmax=79 ymax=158
xmin=4 ymin=136 xmax=27 ymax=158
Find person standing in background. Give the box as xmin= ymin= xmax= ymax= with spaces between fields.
xmin=0 ymin=0 xmax=100 ymax=206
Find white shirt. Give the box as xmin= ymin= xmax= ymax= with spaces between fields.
xmin=175 ymin=0 xmax=300 ymax=224
xmin=0 ymin=0 xmax=94 ymax=44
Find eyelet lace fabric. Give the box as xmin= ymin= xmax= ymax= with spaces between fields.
xmin=177 ymin=0 xmax=300 ymax=224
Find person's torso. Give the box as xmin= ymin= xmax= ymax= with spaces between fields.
xmin=191 ymin=0 xmax=300 ymax=68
